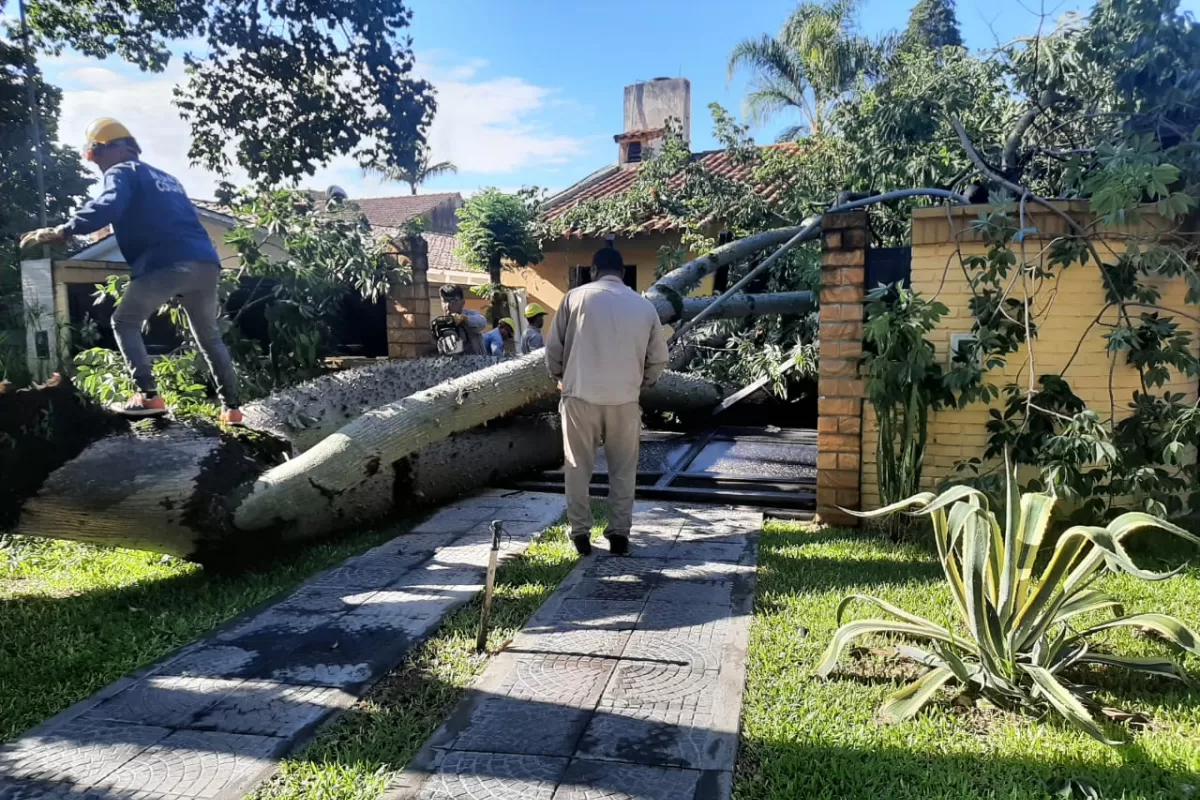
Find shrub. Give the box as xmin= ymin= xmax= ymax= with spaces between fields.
xmin=816 ymin=458 xmax=1200 ymax=744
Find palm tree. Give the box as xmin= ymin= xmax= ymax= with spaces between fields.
xmin=367 ymin=150 xmax=458 ymax=195
xmin=728 ymin=0 xmax=881 ymax=140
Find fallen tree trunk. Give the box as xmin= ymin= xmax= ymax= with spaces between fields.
xmin=14 ymin=361 xmax=724 ymax=560
xmin=677 ymin=291 xmax=814 ymax=322
xmin=244 ymin=357 xmax=724 ymax=453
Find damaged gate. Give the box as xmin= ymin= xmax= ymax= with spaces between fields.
xmin=509 ymin=426 xmax=816 ymax=509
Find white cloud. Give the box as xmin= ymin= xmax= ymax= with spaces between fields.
xmin=52 ymin=53 xmax=587 ymax=200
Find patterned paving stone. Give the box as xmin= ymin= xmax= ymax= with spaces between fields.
xmin=335 ymin=590 xmax=469 ymax=635
xmin=429 ymin=542 xmax=496 ymax=570
xmin=400 ymin=751 xmax=566 ymax=800
xmin=552 ymin=761 xmax=703 ymax=800
xmin=411 ymin=507 xmax=498 ymax=534
xmin=308 ymin=564 xmax=416 ymax=591
xmin=190 ymin=682 xmax=353 ymax=737
xmin=81 ymin=677 xmax=240 ymax=728
xmin=213 ymin=609 xmax=327 ymax=644
xmin=390 ymin=568 xmax=485 ymax=591
xmin=568 ymin=576 xmax=654 ymax=603
xmin=666 ymin=541 xmax=748 ymax=564
xmin=582 ymin=560 xmax=666 ymax=581
xmin=493 ymin=655 xmax=616 ymax=706
xmin=507 ymin=627 xmax=631 ymax=659
xmin=657 ymin=562 xmax=751 ymax=583
xmin=0 ymin=721 xmax=170 ymax=787
xmin=157 ymin=646 xmax=258 ymax=680
xmin=436 ymin=696 xmax=591 ymax=757
xmin=372 ymin=533 xmax=461 ymax=556
xmin=0 ymin=778 xmax=156 ymax=799
xmin=548 ymin=600 xmax=643 ymax=631
xmin=100 ymin=730 xmax=283 ymax=799
xmin=645 ymin=580 xmax=733 ymax=608
xmin=270 ymin=585 xmax=376 ymax=614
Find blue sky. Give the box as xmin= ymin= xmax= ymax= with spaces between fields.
xmin=19 ymin=0 xmax=1200 ymax=201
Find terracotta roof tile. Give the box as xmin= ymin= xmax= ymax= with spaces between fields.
xmin=423 ymin=232 xmax=477 ymax=273
xmin=543 ymin=143 xmax=800 ymax=236
xmin=350 ymin=193 xmax=461 ymax=229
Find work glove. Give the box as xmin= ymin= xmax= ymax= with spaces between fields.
xmin=19 ymin=226 xmax=67 ymax=250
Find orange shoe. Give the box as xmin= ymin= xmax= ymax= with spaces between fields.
xmin=219 ymin=407 xmax=244 ymax=426
xmin=114 ymin=393 xmax=168 ymax=418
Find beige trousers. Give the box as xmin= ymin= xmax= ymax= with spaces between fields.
xmin=561 ymin=398 xmax=642 ymax=538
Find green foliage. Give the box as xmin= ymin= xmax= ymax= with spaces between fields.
xmin=75 ymin=188 xmax=400 ymax=408
xmin=727 ymin=0 xmax=884 ymax=139
xmin=455 ymin=188 xmax=543 ymax=283
xmin=72 ymin=347 xmax=217 ymax=418
xmin=818 ymin=465 xmax=1200 ymax=744
xmin=903 ymin=0 xmax=963 ymax=49
xmin=222 ymin=188 xmax=399 ymax=394
xmin=862 ymin=285 xmax=949 ymax=531
xmin=367 ymin=150 xmax=457 ymax=196
xmin=22 ymin=0 xmax=436 ymax=183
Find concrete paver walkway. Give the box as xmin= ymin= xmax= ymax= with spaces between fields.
xmin=0 ymin=491 xmax=566 ymax=800
xmin=384 ymin=502 xmax=762 ymax=800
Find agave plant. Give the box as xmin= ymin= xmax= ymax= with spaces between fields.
xmin=816 ymin=461 xmax=1200 ymax=744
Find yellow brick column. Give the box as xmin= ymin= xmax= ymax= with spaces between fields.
xmin=816 ymin=211 xmax=867 ymax=526
xmin=386 ymin=236 xmax=436 ymax=359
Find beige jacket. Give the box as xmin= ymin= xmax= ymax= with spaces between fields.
xmin=545 ymin=275 xmax=669 ymax=405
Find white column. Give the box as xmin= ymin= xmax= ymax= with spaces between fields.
xmin=20 ymin=257 xmax=58 ymax=381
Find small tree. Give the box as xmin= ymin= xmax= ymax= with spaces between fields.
xmin=454 ymin=189 xmax=543 ymax=324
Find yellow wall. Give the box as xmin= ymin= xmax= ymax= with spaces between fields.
xmin=861 ymin=204 xmax=1200 ymax=510
xmin=503 ymin=233 xmax=716 ymax=324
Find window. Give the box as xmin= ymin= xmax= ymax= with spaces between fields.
xmin=569 ymin=264 xmax=638 ymax=290
xmin=626 ymin=141 xmax=643 ymax=163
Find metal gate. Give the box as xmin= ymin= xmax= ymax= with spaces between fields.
xmin=508 ymin=426 xmax=816 ymax=509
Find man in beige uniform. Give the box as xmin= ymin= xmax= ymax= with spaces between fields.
xmin=546 ymin=247 xmax=669 ymax=555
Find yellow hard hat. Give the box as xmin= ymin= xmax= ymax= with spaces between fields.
xmin=498 ymin=317 xmax=516 ymax=331
xmin=84 ymin=118 xmax=134 ymax=147
xmin=524 ymin=303 xmax=547 ymax=319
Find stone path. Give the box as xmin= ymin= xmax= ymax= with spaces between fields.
xmin=384 ymin=502 xmax=761 ymax=800
xmin=0 ymin=491 xmax=566 ymax=800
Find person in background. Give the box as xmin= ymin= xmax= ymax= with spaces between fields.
xmin=19 ymin=118 xmax=241 ymax=423
xmin=545 ymin=247 xmax=669 ymax=556
xmin=521 ymin=303 xmax=547 ymax=354
xmin=438 ymin=284 xmax=488 ymax=355
xmin=483 ymin=317 xmax=516 ymax=356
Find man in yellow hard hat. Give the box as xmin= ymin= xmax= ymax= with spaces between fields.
xmin=520 ymin=302 xmax=547 ymax=354
xmin=20 ymin=119 xmax=241 ymax=424
xmin=483 ymin=317 xmax=516 ymax=356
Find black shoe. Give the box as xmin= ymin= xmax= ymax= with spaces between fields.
xmin=605 ymin=533 xmax=630 ymax=556
xmin=572 ymin=534 xmax=592 ymax=556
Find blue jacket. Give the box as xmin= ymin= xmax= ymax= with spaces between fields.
xmin=482 ymin=328 xmax=505 ymax=356
xmin=62 ymin=160 xmax=220 ymax=278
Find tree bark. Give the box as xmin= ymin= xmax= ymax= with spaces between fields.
xmin=677 ymin=291 xmax=814 ymax=322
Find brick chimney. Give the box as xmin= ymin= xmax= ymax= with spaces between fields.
xmin=616 ymin=77 xmax=690 ymax=167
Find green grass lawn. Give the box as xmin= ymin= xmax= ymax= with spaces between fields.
xmin=251 ymin=505 xmax=608 ymax=800
xmin=0 ymin=527 xmax=406 ymax=742
xmin=736 ymin=522 xmax=1200 ymax=800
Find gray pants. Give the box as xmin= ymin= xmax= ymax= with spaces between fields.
xmin=561 ymin=397 xmax=641 ymax=538
xmin=112 ymin=261 xmax=239 ymax=408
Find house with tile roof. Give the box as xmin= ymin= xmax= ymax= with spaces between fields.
xmin=503 ymin=77 xmax=797 ymax=315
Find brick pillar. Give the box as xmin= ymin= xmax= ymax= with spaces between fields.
xmin=386 ymin=236 xmax=435 ymax=359
xmin=816 ymin=211 xmax=868 ymax=526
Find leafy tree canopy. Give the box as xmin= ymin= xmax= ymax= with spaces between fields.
xmin=903 ymin=0 xmax=963 ymax=49
xmin=20 ymin=0 xmax=437 ymax=184
xmin=455 ymin=188 xmax=543 ymax=279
